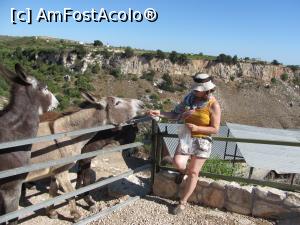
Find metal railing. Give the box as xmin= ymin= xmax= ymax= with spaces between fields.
xmin=152 ymin=121 xmax=300 ymax=192
xmin=1 ymin=118 xmax=299 ymax=224
xmin=0 ymin=117 xmax=152 ymax=224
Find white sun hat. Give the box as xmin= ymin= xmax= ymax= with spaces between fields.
xmin=192 ymin=73 xmax=216 ymax=92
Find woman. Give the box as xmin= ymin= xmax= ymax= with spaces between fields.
xmin=148 ymin=73 xmax=221 ymax=214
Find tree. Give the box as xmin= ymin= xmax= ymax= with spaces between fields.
xmin=123 ymin=47 xmax=134 ymax=58
xmin=156 ymin=49 xmax=166 ymax=59
xmin=93 ymin=40 xmax=103 ymax=47
xmin=169 ymin=51 xmax=178 ymax=64
xmin=232 ymin=55 xmax=238 ymax=64
xmin=271 ymin=60 xmax=280 ymax=65
xmin=177 ymin=54 xmax=188 ymax=65
xmin=141 ymin=52 xmax=155 ymax=61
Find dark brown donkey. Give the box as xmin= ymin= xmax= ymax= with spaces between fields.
xmin=75 ymin=124 xmax=139 ymax=210
xmin=0 ymin=64 xmax=58 ymax=224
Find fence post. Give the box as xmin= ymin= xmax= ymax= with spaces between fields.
xmin=151 ymin=119 xmax=158 ymax=189
xmin=223 ymin=128 xmax=230 ymax=160
xmin=232 ymin=144 xmax=238 ymax=166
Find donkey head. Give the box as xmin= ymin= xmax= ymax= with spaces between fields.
xmin=0 ymin=64 xmax=59 ymax=114
xmin=81 ymin=92 xmax=144 ymax=126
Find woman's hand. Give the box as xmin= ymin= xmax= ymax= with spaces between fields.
xmin=147 ymin=110 xmax=160 ymax=117
xmin=181 ymin=110 xmax=195 ymax=120
xmin=186 ymin=123 xmax=199 ymax=132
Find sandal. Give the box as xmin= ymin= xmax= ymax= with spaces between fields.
xmin=175 ymin=173 xmax=185 ymax=184
xmin=171 ymin=201 xmax=187 ymax=215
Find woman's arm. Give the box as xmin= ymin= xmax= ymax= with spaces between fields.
xmin=148 ymin=110 xmax=181 ymax=120
xmin=185 ymin=100 xmax=221 ymax=135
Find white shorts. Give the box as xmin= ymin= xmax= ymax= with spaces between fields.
xmin=176 ymin=137 xmax=212 ymax=158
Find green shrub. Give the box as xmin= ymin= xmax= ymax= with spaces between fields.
xmin=0 ymin=76 xmax=9 ymax=97
xmin=280 ymin=73 xmax=289 ymax=81
xmin=230 ymin=76 xmax=235 ymax=81
xmin=47 ymin=80 xmax=60 ymax=93
xmin=72 ymin=45 xmax=87 ymax=59
xmin=145 ymin=88 xmax=151 ymax=93
xmin=73 ymin=59 xmax=84 ymax=72
xmin=158 ymin=73 xmax=175 ymax=92
xmin=91 ymin=63 xmax=101 ymax=74
xmin=131 ymin=76 xmax=138 ymax=81
xmin=141 ymin=70 xmax=155 ymax=82
xmin=14 ymin=47 xmax=23 ymax=60
xmin=271 ymin=77 xmax=277 ymax=84
xmin=123 ymin=47 xmax=134 ymax=58
xmin=56 ymin=94 xmax=70 ymax=110
xmin=22 ymin=48 xmax=37 ymax=61
xmin=150 ymin=93 xmax=159 ymax=101
xmin=163 ymin=99 xmax=171 ymax=104
xmin=75 ymin=75 xmax=93 ymax=91
xmin=63 ymin=87 xmax=80 ymax=98
xmin=110 ymin=68 xmax=122 ymax=78
xmin=293 ymin=76 xmax=300 ymax=86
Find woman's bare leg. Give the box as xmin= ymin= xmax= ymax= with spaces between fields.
xmin=181 ymin=156 xmax=207 ymax=203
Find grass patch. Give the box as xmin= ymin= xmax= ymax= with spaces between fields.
xmin=202 ymin=158 xmax=238 ymax=176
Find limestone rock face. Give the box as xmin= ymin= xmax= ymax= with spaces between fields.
xmin=225 ymin=182 xmax=253 ymax=215
xmin=283 ymin=192 xmax=300 ymax=213
xmin=35 ymin=50 xmax=298 ymax=83
xmin=118 ymin=57 xmax=296 ymax=82
xmin=252 ymin=187 xmax=288 ymax=218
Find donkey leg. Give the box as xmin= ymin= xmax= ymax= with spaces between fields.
xmin=45 ymin=177 xmax=59 ymax=219
xmin=55 ymin=171 xmax=81 ymax=222
xmin=0 ymin=180 xmax=23 ymax=225
xmin=78 ymin=161 xmax=97 ymax=211
xmin=82 ymin=167 xmax=97 ymax=212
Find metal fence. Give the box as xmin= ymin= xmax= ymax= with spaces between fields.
xmin=1 ymin=119 xmax=300 ymax=224
xmin=0 ymin=117 xmax=152 ymax=224
xmin=158 ymin=123 xmax=243 ymax=160
xmin=153 ymin=122 xmax=300 ymax=192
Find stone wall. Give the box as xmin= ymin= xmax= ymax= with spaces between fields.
xmin=153 ymin=170 xmax=300 ymax=220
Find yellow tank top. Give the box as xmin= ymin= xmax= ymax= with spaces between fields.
xmin=184 ymin=98 xmax=216 ymax=137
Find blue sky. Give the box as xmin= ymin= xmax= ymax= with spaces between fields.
xmin=0 ymin=0 xmax=299 ymax=65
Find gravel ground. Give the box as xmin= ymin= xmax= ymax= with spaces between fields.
xmin=91 ymin=195 xmax=275 ymax=225
xmin=18 ymin=152 xmax=276 ymax=225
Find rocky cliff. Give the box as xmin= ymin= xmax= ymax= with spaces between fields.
xmin=118 ymin=56 xmax=298 ymax=82
xmin=44 ymin=50 xmax=298 ymax=83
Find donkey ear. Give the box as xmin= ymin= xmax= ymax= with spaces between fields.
xmin=81 ymin=92 xmax=99 ymax=104
xmin=0 ymin=64 xmax=16 ymax=82
xmin=14 ymin=63 xmax=32 ymax=85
